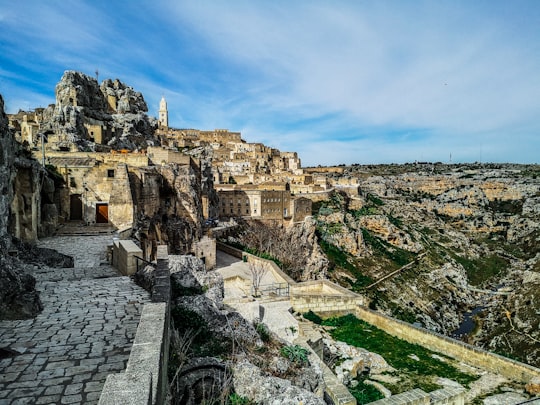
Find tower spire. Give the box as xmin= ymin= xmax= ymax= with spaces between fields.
xmin=159 ymin=96 xmax=168 ymax=129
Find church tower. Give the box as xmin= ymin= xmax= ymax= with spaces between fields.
xmin=158 ymin=96 xmax=168 ymax=128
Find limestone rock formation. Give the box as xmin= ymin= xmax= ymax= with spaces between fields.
xmin=232 ymin=217 xmax=328 ymax=281
xmin=100 ymin=78 xmax=148 ymax=114
xmin=312 ymin=163 xmax=540 ymax=364
xmin=0 ymin=95 xmax=16 ymax=249
xmin=0 ymin=95 xmax=42 ymax=319
xmin=0 ymin=255 xmax=43 ymax=319
xmin=40 ymin=71 xmax=157 ymax=152
xmin=231 ymin=358 xmax=325 ymax=405
xmin=324 ymin=338 xmax=393 ymax=385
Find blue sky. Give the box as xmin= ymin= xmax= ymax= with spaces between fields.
xmin=1 ymin=1 xmax=539 ymax=166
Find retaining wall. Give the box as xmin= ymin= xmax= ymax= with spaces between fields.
xmin=290 ymin=280 xmax=365 ymax=314
xmin=99 ymin=245 xmax=170 ymax=405
xmin=354 ymin=306 xmax=540 ymax=384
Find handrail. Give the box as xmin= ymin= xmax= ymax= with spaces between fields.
xmin=134 ymin=255 xmax=155 ymax=272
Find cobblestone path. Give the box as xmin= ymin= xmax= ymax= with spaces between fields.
xmin=0 ymin=234 xmax=151 ymax=404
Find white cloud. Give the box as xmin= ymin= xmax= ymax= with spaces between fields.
xmin=1 ymin=1 xmax=539 ymax=164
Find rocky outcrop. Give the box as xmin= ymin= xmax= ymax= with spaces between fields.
xmin=0 ymin=95 xmax=42 ymax=319
xmin=233 ymin=217 xmax=328 ymax=281
xmin=0 ymin=95 xmax=16 ymax=249
xmin=231 ymin=358 xmax=325 ymax=405
xmin=312 ymin=163 xmax=540 ymax=364
xmin=182 ymin=146 xmax=220 ymax=218
xmin=40 ymin=71 xmax=157 ymax=151
xmin=169 ymin=254 xmax=325 ymax=403
xmin=286 ymin=217 xmax=329 ymax=281
xmin=0 ymin=255 xmax=43 ymax=319
xmin=100 ymin=78 xmax=148 ymax=114
xmin=324 ymin=338 xmax=393 ymax=385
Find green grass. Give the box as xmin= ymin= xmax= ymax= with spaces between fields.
xmin=361 ymin=228 xmax=416 ymax=267
xmin=318 ymin=239 xmax=374 ymax=290
xmin=321 ymin=314 xmax=477 ymax=393
xmin=352 ymin=206 xmax=380 ymax=217
xmin=452 ymin=253 xmax=509 ymax=286
xmin=349 ymin=378 xmax=384 ymax=404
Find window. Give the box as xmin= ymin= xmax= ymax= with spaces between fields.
xmin=107 ymin=169 xmax=115 ymax=178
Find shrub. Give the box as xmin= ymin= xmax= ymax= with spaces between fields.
xmin=255 ymin=322 xmax=271 ymax=342
xmin=280 ymin=345 xmax=309 ymax=365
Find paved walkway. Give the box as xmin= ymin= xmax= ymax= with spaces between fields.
xmin=0 ymin=234 xmax=151 ymax=404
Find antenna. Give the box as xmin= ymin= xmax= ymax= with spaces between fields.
xmin=95 ymin=69 xmax=99 ymax=83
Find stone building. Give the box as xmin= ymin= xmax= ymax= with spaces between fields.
xmin=216 ymin=183 xmax=312 ymax=223
xmin=45 ymin=154 xmax=142 ymax=229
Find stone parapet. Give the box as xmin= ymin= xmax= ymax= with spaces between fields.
xmin=99 ymin=246 xmax=170 ymax=405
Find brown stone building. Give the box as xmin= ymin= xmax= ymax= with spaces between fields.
xmin=216 ymin=183 xmax=312 ymax=223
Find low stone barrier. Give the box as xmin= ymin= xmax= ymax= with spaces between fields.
xmin=216 ymin=241 xmax=243 ymax=259
xmin=99 ymin=245 xmax=170 ymax=405
xmin=290 ymin=280 xmax=365 ymax=314
xmin=112 ymin=239 xmax=143 ymax=275
xmin=367 ymin=387 xmax=465 ymax=405
xmin=354 ymin=306 xmax=540 ymax=384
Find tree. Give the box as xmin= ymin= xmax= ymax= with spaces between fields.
xmin=249 ymin=261 xmax=268 ymax=297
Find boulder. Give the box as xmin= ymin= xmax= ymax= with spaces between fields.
xmin=0 ymin=255 xmax=42 ymax=319
xmin=231 ymin=358 xmax=325 ymax=405
xmin=525 ymin=376 xmax=540 ymax=395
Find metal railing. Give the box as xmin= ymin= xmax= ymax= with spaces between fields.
xmin=254 ymin=282 xmax=290 ymax=297
xmin=134 ymin=255 xmax=156 ymax=272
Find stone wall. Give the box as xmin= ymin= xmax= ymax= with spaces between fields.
xmin=290 ymin=281 xmax=365 ymax=314
xmin=368 ymin=387 xmax=465 ymax=405
xmin=296 ymin=189 xmax=334 ymax=203
xmin=109 ymin=164 xmax=135 ymax=228
xmin=147 ymin=146 xmax=191 ymax=166
xmin=354 ymin=306 xmax=540 ymax=384
xmin=42 ymin=151 xmax=150 ymax=168
xmin=194 ymin=235 xmax=216 ymax=270
xmin=100 ymin=246 xmax=170 ymax=405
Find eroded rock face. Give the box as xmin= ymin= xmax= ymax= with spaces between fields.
xmin=233 ymin=217 xmax=329 ymax=281
xmin=100 ymin=78 xmax=148 ymax=114
xmin=313 ymin=164 xmax=540 ymax=365
xmin=231 ymin=358 xmax=325 ymax=405
xmin=40 ymin=70 xmax=157 ymax=151
xmin=0 ymin=255 xmax=43 ymax=319
xmin=0 ymin=95 xmax=16 ymax=249
xmin=0 ymin=95 xmax=42 ymax=319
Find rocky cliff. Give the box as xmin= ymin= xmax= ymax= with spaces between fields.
xmin=311 ymin=163 xmax=540 ymax=366
xmin=40 ymin=71 xmax=157 ymax=151
xmin=0 ymin=95 xmax=42 ymax=319
xmin=0 ymin=95 xmax=15 ymax=249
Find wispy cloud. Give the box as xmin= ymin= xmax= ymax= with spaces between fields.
xmin=1 ymin=0 xmax=539 ymax=164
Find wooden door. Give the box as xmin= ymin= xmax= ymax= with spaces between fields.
xmin=70 ymin=194 xmax=83 ymax=220
xmin=96 ymin=203 xmax=109 ymax=223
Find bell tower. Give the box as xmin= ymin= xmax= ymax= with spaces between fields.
xmin=158 ymin=96 xmax=168 ymax=129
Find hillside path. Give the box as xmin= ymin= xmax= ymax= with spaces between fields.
xmin=0 ymin=231 xmax=151 ymax=405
